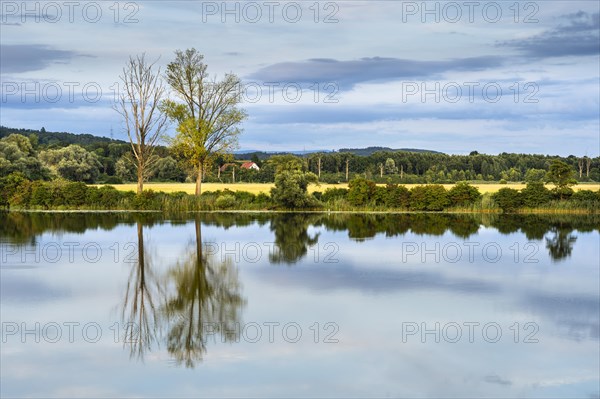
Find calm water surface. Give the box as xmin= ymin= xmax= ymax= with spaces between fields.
xmin=1 ymin=212 xmax=599 ymax=398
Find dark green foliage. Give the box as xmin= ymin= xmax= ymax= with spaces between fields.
xmin=409 ymin=185 xmax=450 ymax=211
xmin=153 ymin=156 xmax=186 ymax=182
xmin=547 ymin=160 xmax=578 ymax=199
xmin=271 ymin=169 xmax=319 ymax=208
xmin=104 ymin=176 xmax=123 ymax=184
xmin=492 ymin=188 xmax=523 ymax=212
xmin=215 ymin=194 xmax=236 ymax=209
xmin=448 ymin=182 xmax=481 ymax=206
xmin=347 ymin=177 xmax=376 ymax=206
xmin=571 ymin=189 xmax=600 ymax=203
xmin=521 ymin=182 xmax=551 ymax=207
xmin=270 ymin=159 xmax=318 ymax=208
xmin=321 ymin=188 xmax=349 ymax=203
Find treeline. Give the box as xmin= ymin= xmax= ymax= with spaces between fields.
xmin=1 ymin=126 xmax=599 ymax=185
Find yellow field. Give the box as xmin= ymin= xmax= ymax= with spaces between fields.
xmin=97 ymin=182 xmax=600 ymax=195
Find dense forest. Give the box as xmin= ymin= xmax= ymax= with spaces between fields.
xmin=1 ymin=126 xmax=598 ymax=185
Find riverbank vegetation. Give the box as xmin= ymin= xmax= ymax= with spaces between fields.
xmin=1 ymin=171 xmax=598 ymax=213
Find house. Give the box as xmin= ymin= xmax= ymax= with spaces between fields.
xmin=240 ymin=161 xmax=260 ymax=171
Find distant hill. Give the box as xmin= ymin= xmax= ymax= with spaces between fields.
xmin=0 ymin=126 xmax=126 ymax=147
xmin=338 ymin=147 xmax=443 ymax=156
xmin=1 ymin=127 xmax=441 ymax=156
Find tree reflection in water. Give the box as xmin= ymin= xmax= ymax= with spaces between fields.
xmin=545 ymin=227 xmax=577 ymax=261
xmin=269 ymin=213 xmax=320 ymax=264
xmin=120 ymin=220 xmax=164 ymax=360
xmin=162 ymin=216 xmax=246 ymax=368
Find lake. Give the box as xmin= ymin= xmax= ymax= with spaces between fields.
xmin=1 ymin=212 xmax=599 ymax=398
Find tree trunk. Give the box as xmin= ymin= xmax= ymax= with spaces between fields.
xmin=317 ymin=157 xmax=321 ymax=179
xmin=578 ymin=158 xmax=583 ymax=178
xmin=345 ymin=159 xmax=349 ymax=182
xmin=586 ymin=157 xmax=591 ymax=177
xmin=232 ymin=166 xmax=235 ymax=183
xmin=137 ymin=160 xmax=144 ymax=194
xmin=400 ymin=164 xmax=404 ymax=180
xmin=379 ymin=164 xmax=383 ymax=178
xmin=195 ymin=164 xmax=203 ymax=196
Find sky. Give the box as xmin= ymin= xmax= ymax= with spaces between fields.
xmin=0 ymin=0 xmax=599 ymax=155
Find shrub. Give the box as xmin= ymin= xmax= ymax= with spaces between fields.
xmin=131 ymin=190 xmax=160 ymax=210
xmin=492 ymin=188 xmax=523 ymax=212
xmin=347 ymin=177 xmax=376 ymax=206
xmin=409 ymin=185 xmax=450 ymax=211
xmin=215 ymin=194 xmax=236 ymax=209
xmin=448 ymin=182 xmax=481 ymax=206
xmin=521 ymin=182 xmax=551 ymax=207
xmin=0 ymin=172 xmax=31 ymax=207
xmin=321 ymin=188 xmax=349 ymax=203
xmin=570 ymin=189 xmax=600 ymax=203
xmin=384 ymin=184 xmax=410 ymax=208
xmin=62 ymin=182 xmax=89 ymax=206
xmin=30 ymin=181 xmax=53 ymax=208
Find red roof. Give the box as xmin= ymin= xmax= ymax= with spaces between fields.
xmin=240 ymin=162 xmax=257 ymax=169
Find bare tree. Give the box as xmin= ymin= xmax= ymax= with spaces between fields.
xmin=578 ymin=157 xmax=584 ymax=178
xmin=114 ymin=54 xmax=168 ymax=194
xmin=585 ymin=156 xmax=591 ymax=177
xmin=164 ymin=48 xmax=247 ymax=195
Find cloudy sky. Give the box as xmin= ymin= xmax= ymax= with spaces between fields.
xmin=1 ymin=1 xmax=598 ymax=155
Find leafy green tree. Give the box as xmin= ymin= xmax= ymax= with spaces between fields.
xmin=347 ymin=177 xmax=377 ymax=206
xmin=521 ymin=182 xmax=551 ymax=207
xmin=0 ymin=134 xmax=49 ymax=180
xmin=115 ymin=153 xmax=137 ymax=182
xmin=524 ymin=168 xmax=547 ymax=183
xmin=383 ymin=183 xmax=410 ymax=208
xmin=164 ymin=48 xmax=247 ymax=195
xmin=384 ymin=158 xmax=398 ymax=174
xmin=409 ymin=185 xmax=450 ymax=211
xmin=153 ymin=156 xmax=186 ymax=182
xmin=39 ymin=145 xmax=102 ymax=183
xmin=270 ymin=160 xmax=318 ymax=208
xmin=492 ymin=188 xmax=523 ymax=212
xmin=448 ymin=182 xmax=481 ymax=206
xmin=546 ymin=160 xmax=577 ymax=199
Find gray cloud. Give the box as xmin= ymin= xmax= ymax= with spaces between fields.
xmin=483 ymin=375 xmax=512 ymax=386
xmin=248 ymin=56 xmax=504 ymax=89
xmin=500 ymin=11 xmax=600 ymax=58
xmin=0 ymin=44 xmax=82 ymax=73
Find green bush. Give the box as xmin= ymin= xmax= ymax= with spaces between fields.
xmin=492 ymin=188 xmax=523 ymax=212
xmin=383 ymin=184 xmax=410 ymax=208
xmin=321 ymin=188 xmax=349 ymax=203
xmin=215 ymin=194 xmax=236 ymax=209
xmin=348 ymin=177 xmax=376 ymax=206
xmin=570 ymin=189 xmax=600 ymax=203
xmin=131 ymin=190 xmax=160 ymax=210
xmin=62 ymin=182 xmax=89 ymax=206
xmin=30 ymin=181 xmax=53 ymax=208
xmin=409 ymin=185 xmax=450 ymax=211
xmin=521 ymin=182 xmax=551 ymax=207
xmin=448 ymin=182 xmax=481 ymax=206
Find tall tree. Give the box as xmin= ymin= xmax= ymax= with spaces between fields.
xmin=114 ymin=54 xmax=168 ymax=194
xmin=164 ymin=48 xmax=247 ymax=195
xmin=547 ymin=160 xmax=577 ymax=199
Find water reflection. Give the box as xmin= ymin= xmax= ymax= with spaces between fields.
xmin=1 ymin=211 xmax=598 ymax=396
xmin=162 ymin=216 xmax=245 ymax=368
xmin=1 ymin=212 xmax=598 ymax=264
xmin=120 ymin=219 xmax=163 ymax=360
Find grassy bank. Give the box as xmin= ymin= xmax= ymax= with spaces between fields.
xmin=2 ymin=177 xmax=598 ymax=214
